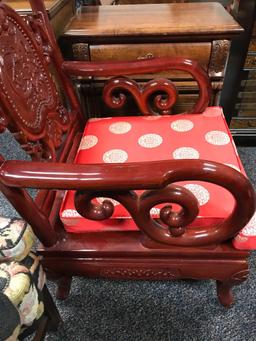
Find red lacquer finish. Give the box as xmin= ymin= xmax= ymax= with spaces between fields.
xmin=63 ymin=57 xmax=212 ymax=114
xmin=103 ymin=77 xmax=178 ymax=115
xmin=29 ymin=0 xmax=82 ymax=120
xmin=0 ymin=3 xmax=82 ymax=161
xmin=0 ymin=0 xmax=254 ymax=308
xmin=1 ymin=159 xmax=255 ymax=246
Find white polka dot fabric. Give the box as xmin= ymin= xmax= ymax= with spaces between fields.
xmin=173 ymin=147 xmax=200 ymax=159
xmin=103 ymin=149 xmax=128 ymax=163
xmin=170 ymin=119 xmax=194 ymax=132
xmin=109 ymin=122 xmax=132 ymax=134
xmin=138 ymin=134 xmax=163 ymax=148
xmin=205 ymin=130 xmax=230 ymax=146
xmin=183 ymin=184 xmax=210 ymax=206
xmin=233 ymin=211 xmax=256 ymax=250
xmin=60 ymin=106 xmax=254 ymax=250
xmin=79 ymin=135 xmax=98 ymax=150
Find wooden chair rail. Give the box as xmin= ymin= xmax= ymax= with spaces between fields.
xmin=1 ymin=159 xmax=255 ymax=247
xmin=62 ymin=58 xmax=209 ymax=78
xmin=62 ymin=57 xmax=212 ymax=114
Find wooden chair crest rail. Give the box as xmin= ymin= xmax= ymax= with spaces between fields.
xmin=0 ymin=0 xmax=255 ymax=308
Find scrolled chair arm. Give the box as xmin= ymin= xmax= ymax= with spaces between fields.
xmin=0 ymin=159 xmax=255 ymax=246
xmin=62 ymin=57 xmax=212 ymax=114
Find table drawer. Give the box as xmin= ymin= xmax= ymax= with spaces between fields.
xmin=90 ymin=42 xmax=211 ymax=78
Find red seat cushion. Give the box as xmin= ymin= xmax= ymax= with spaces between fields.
xmin=60 ymin=107 xmax=255 ymax=249
xmin=233 ymin=212 xmax=256 ymax=250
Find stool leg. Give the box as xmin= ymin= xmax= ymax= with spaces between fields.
xmin=56 ymin=276 xmax=72 ymax=300
xmin=43 ymin=285 xmax=62 ymax=331
xmin=216 ymin=281 xmax=234 ymax=308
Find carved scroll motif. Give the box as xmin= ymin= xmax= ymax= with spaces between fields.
xmin=0 ymin=6 xmax=70 ymax=160
xmin=72 ymin=160 xmax=255 ymax=247
xmin=209 ymin=40 xmax=231 ymax=77
xmin=75 ymin=184 xmax=199 ymax=241
xmin=100 ymin=267 xmax=181 ymax=280
xmin=230 ymin=270 xmax=249 ymax=283
xmin=103 ymin=77 xmax=178 ymax=116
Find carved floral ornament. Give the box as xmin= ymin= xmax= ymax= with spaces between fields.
xmin=209 ymin=40 xmax=231 ymax=77
xmin=100 ymin=267 xmax=180 ymax=280
xmin=0 ymin=5 xmax=70 ymax=160
xmin=25 ymin=13 xmax=53 ymax=65
xmin=100 ymin=267 xmax=248 ymax=282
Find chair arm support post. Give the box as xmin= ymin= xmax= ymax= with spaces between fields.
xmin=0 ymin=182 xmax=57 ymax=247
xmin=1 ymin=159 xmax=255 ymax=246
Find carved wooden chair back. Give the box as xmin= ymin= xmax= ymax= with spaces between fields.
xmin=0 ymin=0 xmax=215 ymax=164
xmin=0 ymin=2 xmax=83 ymax=162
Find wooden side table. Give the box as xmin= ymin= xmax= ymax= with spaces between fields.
xmin=3 ymin=0 xmax=74 ymax=37
xmin=111 ymin=0 xmax=231 ymax=4
xmin=221 ymin=0 xmax=256 ymax=139
xmin=60 ymin=3 xmax=242 ymax=116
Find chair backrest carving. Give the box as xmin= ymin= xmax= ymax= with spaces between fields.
xmin=0 ymin=4 xmax=81 ymax=161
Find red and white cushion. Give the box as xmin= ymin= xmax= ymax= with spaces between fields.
xmin=233 ymin=212 xmax=256 ymax=250
xmin=60 ymin=107 xmax=255 ymax=250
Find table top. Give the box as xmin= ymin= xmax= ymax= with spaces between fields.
xmin=3 ymin=0 xmax=69 ymax=16
xmin=64 ymin=3 xmax=242 ymax=38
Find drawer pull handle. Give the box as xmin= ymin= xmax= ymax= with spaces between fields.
xmin=137 ymin=52 xmax=154 ymax=60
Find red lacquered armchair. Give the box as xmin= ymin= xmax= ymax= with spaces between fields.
xmin=0 ymin=0 xmax=255 ymax=308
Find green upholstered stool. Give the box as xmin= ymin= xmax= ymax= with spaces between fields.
xmin=0 ymin=217 xmax=61 ymax=341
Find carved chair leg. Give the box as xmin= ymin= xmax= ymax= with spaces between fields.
xmin=56 ymin=276 xmax=72 ymax=300
xmin=42 ymin=285 xmax=62 ymax=331
xmin=216 ymin=281 xmax=234 ymax=308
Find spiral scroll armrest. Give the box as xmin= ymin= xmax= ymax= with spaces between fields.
xmin=1 ymin=159 xmax=255 ymax=246
xmin=62 ymin=57 xmax=212 ymax=114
